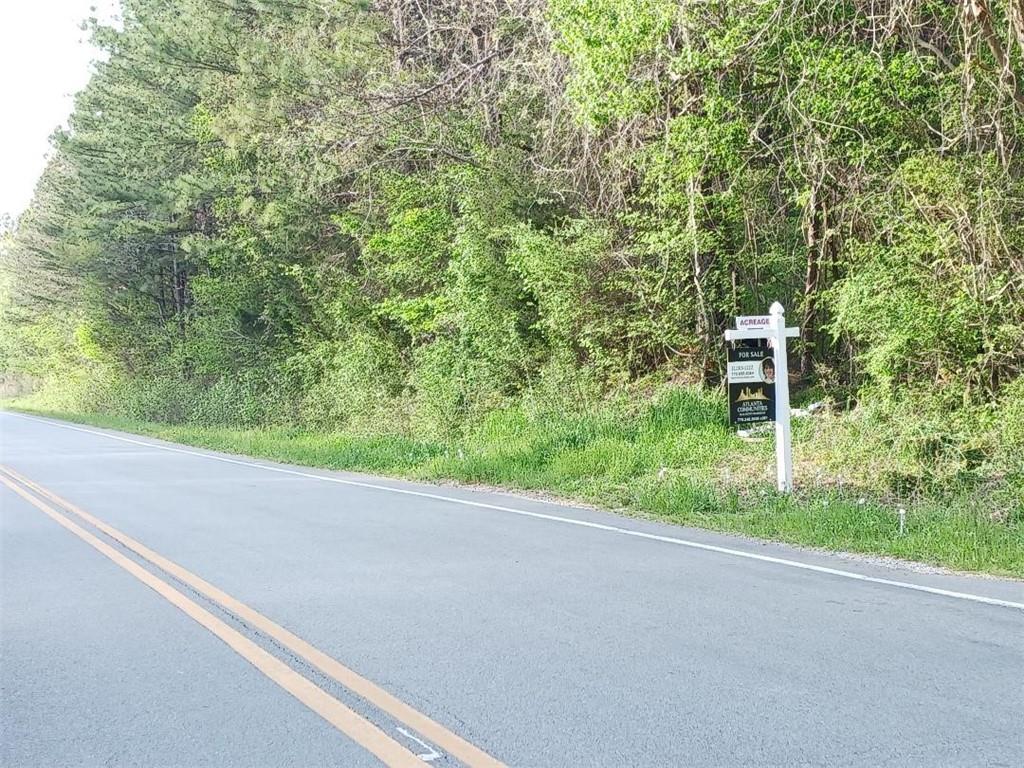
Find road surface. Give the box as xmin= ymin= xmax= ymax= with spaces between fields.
xmin=1 ymin=411 xmax=1022 ymax=767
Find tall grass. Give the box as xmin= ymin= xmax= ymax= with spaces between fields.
xmin=8 ymin=383 xmax=1022 ymax=577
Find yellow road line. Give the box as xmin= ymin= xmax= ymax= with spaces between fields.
xmin=0 ymin=464 xmax=507 ymax=768
xmin=0 ymin=472 xmax=424 ymax=768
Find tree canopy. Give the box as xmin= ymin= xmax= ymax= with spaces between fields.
xmin=2 ymin=0 xmax=1022 ymax=436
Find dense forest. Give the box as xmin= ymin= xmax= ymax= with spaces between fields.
xmin=1 ymin=1 xmax=1022 ymax=524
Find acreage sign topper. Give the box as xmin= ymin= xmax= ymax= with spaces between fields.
xmin=727 ymin=346 xmax=775 ymax=425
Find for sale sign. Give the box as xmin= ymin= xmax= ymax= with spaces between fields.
xmin=728 ymin=345 xmax=776 ymax=425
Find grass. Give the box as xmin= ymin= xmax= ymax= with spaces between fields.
xmin=5 ymin=386 xmax=1023 ymax=578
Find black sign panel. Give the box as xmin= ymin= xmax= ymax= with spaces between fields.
xmin=728 ymin=344 xmax=776 ymax=426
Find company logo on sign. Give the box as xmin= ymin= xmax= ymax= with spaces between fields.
xmin=734 ymin=387 xmax=769 ymax=402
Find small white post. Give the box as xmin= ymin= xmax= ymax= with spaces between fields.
xmin=770 ymin=302 xmax=793 ymax=493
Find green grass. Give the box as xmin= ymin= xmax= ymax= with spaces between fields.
xmin=6 ymin=388 xmax=1023 ymax=578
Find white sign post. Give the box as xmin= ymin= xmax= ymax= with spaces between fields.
xmin=724 ymin=302 xmax=799 ymax=493
xmin=768 ymin=302 xmax=793 ymax=493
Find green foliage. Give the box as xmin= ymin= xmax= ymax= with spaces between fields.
xmin=2 ymin=0 xmax=1022 ymax=560
xmin=830 ymin=155 xmax=1024 ymax=400
xmin=549 ymin=0 xmax=676 ymax=126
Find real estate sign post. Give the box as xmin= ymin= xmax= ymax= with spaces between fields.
xmin=724 ymin=302 xmax=799 ymax=493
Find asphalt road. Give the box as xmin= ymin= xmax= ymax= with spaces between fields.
xmin=1 ymin=411 xmax=1022 ymax=767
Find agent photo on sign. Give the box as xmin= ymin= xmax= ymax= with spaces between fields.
xmin=760 ymin=356 xmax=776 ymax=384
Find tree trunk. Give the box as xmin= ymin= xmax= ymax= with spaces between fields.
xmin=688 ymin=175 xmax=713 ymax=381
xmin=800 ymin=184 xmax=822 ymax=376
xmin=172 ymin=258 xmax=188 ymax=341
xmin=963 ymin=0 xmax=1024 ymax=114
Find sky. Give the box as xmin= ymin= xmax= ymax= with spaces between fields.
xmin=0 ymin=1 xmax=120 ymax=220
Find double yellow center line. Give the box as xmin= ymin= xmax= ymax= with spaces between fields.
xmin=0 ymin=464 xmax=506 ymax=768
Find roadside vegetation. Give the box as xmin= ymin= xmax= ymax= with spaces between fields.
xmin=9 ymin=377 xmax=1022 ymax=577
xmin=2 ymin=1 xmax=1022 ymax=575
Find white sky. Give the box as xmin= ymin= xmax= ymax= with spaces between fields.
xmin=0 ymin=1 xmax=120 ymax=220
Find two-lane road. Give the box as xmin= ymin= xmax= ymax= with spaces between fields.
xmin=1 ymin=411 xmax=1022 ymax=767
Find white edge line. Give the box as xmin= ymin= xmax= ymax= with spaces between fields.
xmin=5 ymin=411 xmax=1023 ymax=612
